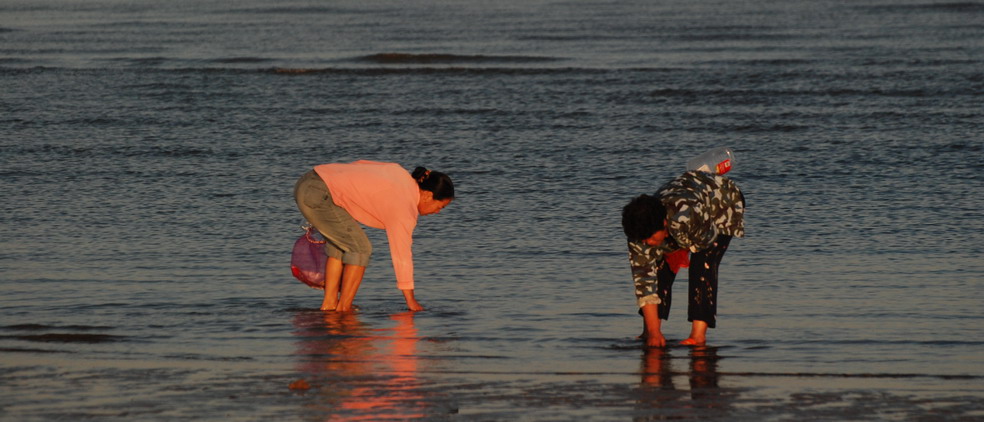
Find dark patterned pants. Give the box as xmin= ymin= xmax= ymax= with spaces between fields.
xmin=652 ymin=235 xmax=732 ymax=328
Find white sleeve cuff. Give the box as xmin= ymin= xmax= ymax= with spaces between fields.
xmin=637 ymin=294 xmax=662 ymax=308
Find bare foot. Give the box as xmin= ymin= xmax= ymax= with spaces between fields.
xmin=645 ymin=332 xmax=667 ymax=348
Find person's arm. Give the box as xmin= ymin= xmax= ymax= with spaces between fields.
xmin=629 ymin=241 xmax=663 ymax=304
xmin=386 ymin=218 xmax=417 ymax=290
xmin=387 ymin=214 xmax=422 ymax=310
xmin=630 ymin=240 xmax=671 ymax=347
xmin=401 ymin=289 xmax=424 ymax=312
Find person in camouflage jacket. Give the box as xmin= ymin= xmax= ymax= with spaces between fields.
xmin=621 ymin=170 xmax=745 ymax=347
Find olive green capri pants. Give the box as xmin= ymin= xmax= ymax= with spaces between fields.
xmin=293 ymin=170 xmax=372 ymax=267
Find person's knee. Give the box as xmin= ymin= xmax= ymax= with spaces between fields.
xmin=342 ymin=250 xmax=371 ymax=267
xmin=324 ymin=244 xmax=344 ymax=261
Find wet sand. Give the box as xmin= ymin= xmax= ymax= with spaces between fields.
xmin=5 ymin=311 xmax=982 ymax=421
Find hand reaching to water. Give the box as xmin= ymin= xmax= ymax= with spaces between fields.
xmin=402 ymin=289 xmax=425 ymax=312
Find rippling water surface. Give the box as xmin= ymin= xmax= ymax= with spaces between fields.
xmin=2 ymin=0 xmax=983 ymax=420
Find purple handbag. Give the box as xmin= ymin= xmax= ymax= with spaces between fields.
xmin=290 ymin=226 xmax=327 ymax=288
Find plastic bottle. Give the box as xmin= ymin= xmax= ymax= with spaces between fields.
xmin=686 ymin=147 xmax=735 ymax=175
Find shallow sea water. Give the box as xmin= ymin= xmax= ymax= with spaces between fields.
xmin=2 ymin=0 xmax=983 ymax=420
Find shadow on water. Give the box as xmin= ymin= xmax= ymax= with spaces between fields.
xmin=635 ymin=346 xmax=739 ymax=419
xmin=290 ymin=310 xmax=432 ymax=420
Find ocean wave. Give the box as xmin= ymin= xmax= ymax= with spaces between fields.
xmin=0 ymin=347 xmax=65 ymax=353
xmin=355 ymin=53 xmax=564 ymax=65
xmin=1 ymin=333 xmax=123 ymax=343
xmin=645 ymin=87 xmax=969 ymax=99
xmin=1 ymin=324 xmax=123 ymax=344
xmin=3 ymin=64 xmax=591 ymax=74
xmin=858 ymin=1 xmax=984 ymax=13
xmin=3 ymin=324 xmax=114 ymax=331
xmin=213 ymin=57 xmax=274 ymax=64
xmin=673 ymin=32 xmax=812 ymax=42
xmin=702 ymin=59 xmax=817 ymax=66
xmin=229 ymin=6 xmax=379 ymax=15
xmin=101 ymin=57 xmax=169 ymax=67
xmin=6 ymin=143 xmax=221 ymax=159
xmin=0 ymin=57 xmax=30 ymax=66
xmin=515 ymin=34 xmax=623 ymax=42
xmin=270 ymin=67 xmax=593 ymax=76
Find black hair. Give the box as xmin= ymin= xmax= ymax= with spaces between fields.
xmin=621 ymin=194 xmax=667 ymax=241
xmin=412 ymin=166 xmax=455 ymax=200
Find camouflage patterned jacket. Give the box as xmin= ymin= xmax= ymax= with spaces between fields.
xmin=628 ymin=171 xmax=745 ymax=307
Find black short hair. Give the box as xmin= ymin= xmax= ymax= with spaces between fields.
xmin=412 ymin=167 xmax=455 ymax=200
xmin=621 ymin=194 xmax=667 ymax=241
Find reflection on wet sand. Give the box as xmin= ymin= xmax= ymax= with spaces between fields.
xmin=637 ymin=346 xmax=735 ymax=419
xmin=292 ymin=311 xmax=427 ymax=420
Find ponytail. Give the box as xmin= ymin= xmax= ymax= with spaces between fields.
xmin=412 ymin=166 xmax=455 ymax=200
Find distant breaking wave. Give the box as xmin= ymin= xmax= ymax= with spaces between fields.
xmin=270 ymin=67 xmax=594 ymax=76
xmin=213 ymin=57 xmax=274 ymax=64
xmin=356 ymin=53 xmax=563 ymax=64
xmin=857 ymin=1 xmax=984 ymax=13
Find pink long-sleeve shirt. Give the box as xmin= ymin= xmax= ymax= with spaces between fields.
xmin=314 ymin=161 xmax=420 ymax=290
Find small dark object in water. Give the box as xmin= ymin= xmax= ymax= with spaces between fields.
xmin=289 ymin=379 xmax=311 ymax=391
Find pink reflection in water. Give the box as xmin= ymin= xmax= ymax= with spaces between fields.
xmin=292 ymin=311 xmax=427 ymax=420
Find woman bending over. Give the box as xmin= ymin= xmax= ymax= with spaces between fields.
xmin=294 ymin=160 xmax=454 ymax=312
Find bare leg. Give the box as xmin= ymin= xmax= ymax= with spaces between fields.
xmin=335 ymin=264 xmax=366 ymax=312
xmin=640 ymin=304 xmax=666 ymax=348
xmin=321 ymin=257 xmax=343 ymax=311
xmin=681 ymin=320 xmax=708 ymax=346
